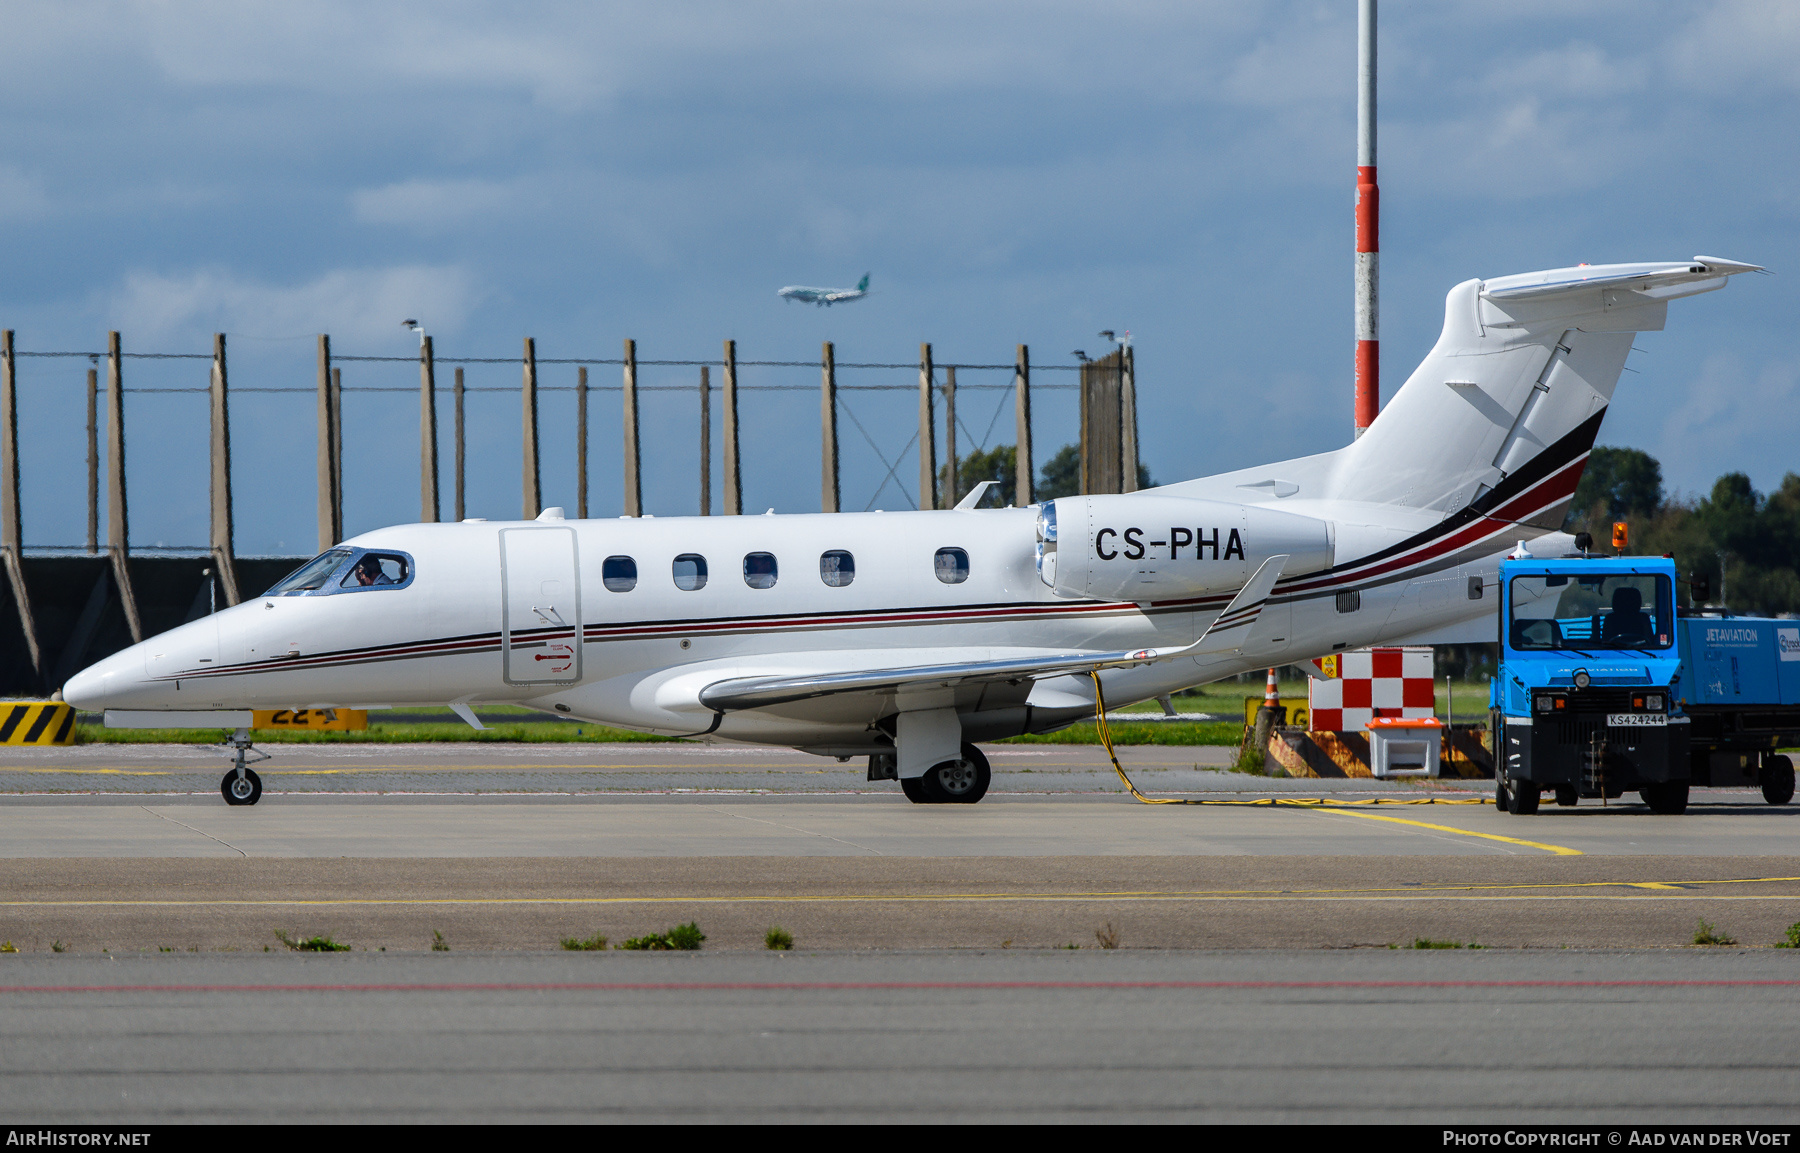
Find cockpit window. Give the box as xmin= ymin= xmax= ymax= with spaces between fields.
xmin=266 ymin=549 xmax=352 ymax=595
xmin=340 ymin=553 xmax=409 ymax=589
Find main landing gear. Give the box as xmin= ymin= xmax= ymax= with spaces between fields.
xmin=220 ymin=727 xmax=269 ymax=807
xmin=901 ymin=744 xmax=991 ymax=805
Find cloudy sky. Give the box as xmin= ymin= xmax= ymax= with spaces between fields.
xmin=1 ymin=1 xmax=1794 ymax=553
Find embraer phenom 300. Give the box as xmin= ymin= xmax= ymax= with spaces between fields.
xmin=66 ymin=257 xmax=1760 ymax=805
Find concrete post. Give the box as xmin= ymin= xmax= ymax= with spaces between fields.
xmin=698 ymin=365 xmax=711 ymax=516
xmin=1120 ymin=345 xmax=1140 ymax=493
xmin=576 ymin=366 xmax=588 ymax=520
xmin=86 ymin=366 xmax=98 ymax=554
xmin=419 ymin=334 xmax=439 ymax=523
xmin=1 ymin=332 xmax=22 ymax=555
xmin=917 ymin=343 xmax=936 ymax=511
xmin=820 ymin=342 xmax=838 ymax=513
xmin=943 ymin=364 xmax=957 ymax=506
xmin=623 ymin=339 xmax=641 ymax=517
xmin=453 ymin=367 xmax=465 ymax=522
xmin=331 ymin=367 xmax=343 ymax=535
xmin=1014 ymin=344 xmax=1032 ymax=507
xmin=106 ymin=332 xmax=142 ymax=643
xmin=315 ymin=335 xmax=340 ymax=550
xmin=522 ymin=337 xmax=540 ymax=520
xmin=208 ymin=333 xmax=241 ymax=605
xmin=0 ymin=331 xmax=41 ymax=681
xmin=722 ymin=339 xmax=741 ymax=515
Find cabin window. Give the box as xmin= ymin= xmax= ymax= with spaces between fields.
xmin=267 ymin=549 xmax=352 ymax=595
xmin=602 ymin=555 xmax=637 ymax=593
xmin=820 ymin=550 xmax=855 ymax=587
xmin=934 ymin=547 xmax=969 ymax=585
xmin=1336 ymin=590 xmax=1360 ymax=614
xmin=743 ymin=552 xmax=778 ymax=589
xmin=339 ymin=553 xmax=409 ymax=589
xmin=672 ymin=553 xmax=708 ymax=591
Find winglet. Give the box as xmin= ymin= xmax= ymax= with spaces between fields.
xmin=1182 ymin=554 xmax=1289 ymax=656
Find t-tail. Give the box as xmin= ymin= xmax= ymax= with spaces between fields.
xmin=1177 ymin=257 xmax=1762 ymax=536
xmin=1338 ymin=258 xmax=1763 ymax=525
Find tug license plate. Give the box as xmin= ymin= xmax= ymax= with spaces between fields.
xmin=1607 ymin=713 xmax=1666 ymax=727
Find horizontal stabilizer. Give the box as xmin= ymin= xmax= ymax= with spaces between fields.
xmin=1481 ymin=256 xmax=1761 ymax=306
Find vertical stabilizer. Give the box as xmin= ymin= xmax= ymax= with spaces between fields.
xmin=1325 ymin=258 xmax=1759 ymax=530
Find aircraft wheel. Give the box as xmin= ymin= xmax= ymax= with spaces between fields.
xmin=1761 ymin=756 xmax=1795 ymax=806
xmin=918 ymin=745 xmax=991 ymax=804
xmin=221 ymin=768 xmax=262 ymax=806
xmin=1553 ymin=785 xmax=1579 ymax=807
xmin=1504 ymin=778 xmax=1540 ymax=815
xmin=900 ymin=777 xmax=931 ymax=804
xmin=1640 ymin=782 xmax=1689 ymax=815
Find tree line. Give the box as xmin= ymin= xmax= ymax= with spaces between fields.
xmin=1567 ymin=447 xmax=1800 ymax=615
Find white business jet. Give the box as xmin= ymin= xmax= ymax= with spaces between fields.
xmin=64 ymin=257 xmax=1759 ymax=805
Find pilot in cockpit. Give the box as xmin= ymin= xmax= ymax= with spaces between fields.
xmin=347 ymin=555 xmax=397 ymax=587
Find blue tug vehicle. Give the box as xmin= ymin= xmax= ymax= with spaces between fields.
xmin=1491 ymin=545 xmax=1800 ymax=814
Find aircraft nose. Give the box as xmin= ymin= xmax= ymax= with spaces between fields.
xmin=61 ymin=664 xmax=111 ymax=712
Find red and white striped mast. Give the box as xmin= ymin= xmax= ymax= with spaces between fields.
xmin=1354 ymin=0 xmax=1378 ymax=437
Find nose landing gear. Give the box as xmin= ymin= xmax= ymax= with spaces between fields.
xmin=220 ymin=727 xmax=269 ymax=807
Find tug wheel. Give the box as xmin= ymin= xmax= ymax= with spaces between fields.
xmin=1761 ymin=756 xmax=1795 ymax=806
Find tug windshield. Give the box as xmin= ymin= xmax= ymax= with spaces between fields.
xmin=1507 ymin=573 xmax=1673 ymax=651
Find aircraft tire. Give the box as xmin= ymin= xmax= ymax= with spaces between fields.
xmin=918 ymin=745 xmax=991 ymax=804
xmin=900 ymin=777 xmax=931 ymax=804
xmin=1761 ymin=756 xmax=1795 ymax=806
xmin=221 ymin=768 xmax=262 ymax=807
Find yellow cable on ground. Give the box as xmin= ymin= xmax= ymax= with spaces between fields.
xmin=1088 ymin=672 xmax=1484 ymax=806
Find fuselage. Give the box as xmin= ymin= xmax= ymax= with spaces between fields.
xmin=62 ymin=498 xmax=1518 ymax=754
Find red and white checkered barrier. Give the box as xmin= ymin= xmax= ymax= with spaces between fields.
xmin=1308 ymin=646 xmax=1436 ymax=732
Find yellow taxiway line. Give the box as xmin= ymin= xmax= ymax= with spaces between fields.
xmin=1311 ymin=806 xmax=1584 ymax=856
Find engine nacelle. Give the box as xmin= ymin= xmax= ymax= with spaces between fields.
xmin=1036 ymin=495 xmax=1334 ymax=600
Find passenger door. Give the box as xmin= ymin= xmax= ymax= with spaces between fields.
xmin=500 ymin=527 xmax=582 ymax=686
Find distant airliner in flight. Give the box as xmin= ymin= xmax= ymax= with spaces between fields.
xmin=778 ymin=274 xmax=870 ymax=306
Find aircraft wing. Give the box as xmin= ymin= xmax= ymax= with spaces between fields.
xmin=697 ymin=649 xmax=1157 ymax=712
xmin=696 ymin=555 xmax=1289 ymax=714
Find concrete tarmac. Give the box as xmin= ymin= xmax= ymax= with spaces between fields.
xmin=6 ymin=740 xmax=1800 ymax=1123
xmin=4 ymin=949 xmax=1800 ymax=1123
